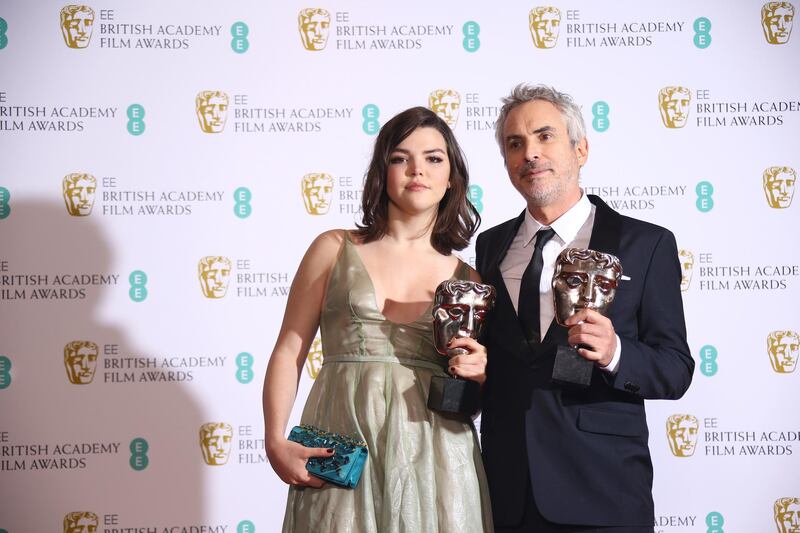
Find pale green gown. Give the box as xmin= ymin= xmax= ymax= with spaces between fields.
xmin=282 ymin=233 xmax=494 ymax=533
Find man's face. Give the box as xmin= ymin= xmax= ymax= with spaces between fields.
xmin=200 ymin=260 xmax=231 ymax=298
xmin=668 ymin=417 xmax=698 ymax=457
xmin=764 ymin=170 xmax=796 ymax=208
xmin=62 ymin=9 xmax=94 ymax=48
xmin=659 ymin=90 xmax=691 ymax=128
xmin=66 ymin=345 xmax=98 ymax=384
xmin=531 ymin=10 xmax=560 ymax=48
xmin=769 ymin=332 xmax=799 ymax=373
xmin=432 ymin=283 xmax=494 ymax=356
xmin=300 ymin=12 xmax=330 ymax=50
xmin=777 ymin=501 xmax=800 ymax=533
xmin=430 ymin=92 xmax=460 ymax=127
xmin=201 ymin=426 xmax=233 ymax=465
xmin=553 ymin=258 xmax=618 ymax=325
xmin=65 ymin=177 xmax=96 ymax=216
xmin=198 ymin=96 xmax=228 ymax=133
xmin=679 ymin=250 xmax=694 ymax=291
xmin=502 ymin=100 xmax=586 ymax=212
xmin=763 ymin=5 xmax=794 ymax=44
xmin=302 ymin=174 xmax=333 ymax=214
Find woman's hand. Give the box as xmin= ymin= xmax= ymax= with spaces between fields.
xmin=266 ymin=438 xmax=335 ymax=488
xmin=446 ymin=337 xmax=488 ymax=386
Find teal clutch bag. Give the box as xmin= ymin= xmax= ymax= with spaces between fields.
xmin=287 ymin=425 xmax=368 ymax=489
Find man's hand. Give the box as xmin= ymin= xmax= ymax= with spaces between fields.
xmin=564 ymin=308 xmax=617 ymax=367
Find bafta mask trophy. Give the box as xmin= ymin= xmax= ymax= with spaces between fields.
xmin=429 ymin=280 xmax=496 ymax=416
xmin=551 ymin=248 xmax=622 ymax=387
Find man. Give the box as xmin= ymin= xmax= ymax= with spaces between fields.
xmin=476 ymin=84 xmax=693 ymax=531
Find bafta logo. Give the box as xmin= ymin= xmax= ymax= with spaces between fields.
xmin=775 ymin=497 xmax=800 ymax=533
xmin=305 ymin=337 xmax=324 ymax=379
xmin=762 ymin=2 xmax=795 ymax=44
xmin=60 ymin=5 xmax=95 ymax=49
xmin=666 ymin=414 xmax=699 ymax=457
xmin=763 ymin=166 xmax=796 ymax=208
xmin=301 ymin=173 xmax=334 ymax=215
xmin=199 ymin=422 xmax=233 ymax=466
xmin=198 ymin=256 xmax=232 ymax=299
xmin=678 ymin=249 xmax=694 ymax=291
xmin=63 ymin=173 xmax=96 ymax=216
xmin=298 ymin=8 xmax=331 ymax=51
xmin=529 ymin=7 xmax=561 ymax=48
xmin=64 ymin=341 xmax=99 ymax=385
xmin=429 ymin=89 xmax=461 ymax=128
xmin=196 ymin=91 xmax=229 ymax=133
xmin=63 ymin=511 xmax=98 ymax=533
xmin=767 ymin=331 xmax=799 ymax=374
xmin=658 ymin=87 xmax=692 ymax=129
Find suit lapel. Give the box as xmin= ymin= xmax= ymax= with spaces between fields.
xmin=587 ymin=194 xmax=622 ymax=257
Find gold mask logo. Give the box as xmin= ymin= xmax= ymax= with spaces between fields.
xmin=763 ymin=166 xmax=797 ymax=209
xmin=60 ymin=5 xmax=95 ymax=49
xmin=301 ymin=173 xmax=334 ymax=215
xmin=666 ymin=414 xmax=699 ymax=457
xmin=658 ymin=87 xmax=692 ymax=129
xmin=64 ymin=341 xmax=99 ymax=385
xmin=198 ymin=256 xmax=232 ymax=298
xmin=63 ymin=173 xmax=97 ymax=216
xmin=64 ymin=511 xmax=99 ymax=533
xmin=767 ymin=330 xmax=799 ymax=374
xmin=298 ymin=8 xmax=331 ymax=51
xmin=529 ymin=7 xmax=561 ymax=48
xmin=775 ymin=497 xmax=800 ymax=533
xmin=678 ymin=249 xmax=694 ymax=291
xmin=196 ymin=91 xmax=229 ymax=133
xmin=429 ymin=89 xmax=461 ymax=128
xmin=305 ymin=337 xmax=324 ymax=379
xmin=200 ymin=422 xmax=233 ymax=465
xmin=762 ymin=2 xmax=795 ymax=44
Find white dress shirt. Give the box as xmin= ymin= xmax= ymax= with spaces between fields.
xmin=499 ymin=192 xmax=621 ymax=372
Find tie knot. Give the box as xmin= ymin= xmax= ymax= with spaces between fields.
xmin=534 ymin=228 xmax=556 ymax=251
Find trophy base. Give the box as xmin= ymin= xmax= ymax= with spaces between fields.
xmin=552 ymin=345 xmax=593 ymax=388
xmin=427 ymin=375 xmax=480 ymax=416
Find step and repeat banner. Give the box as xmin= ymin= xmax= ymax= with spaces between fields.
xmin=0 ymin=1 xmax=798 ymax=532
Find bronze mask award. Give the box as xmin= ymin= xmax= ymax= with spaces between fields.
xmin=429 ymin=280 xmax=496 ymax=416
xmin=551 ymin=248 xmax=622 ymax=388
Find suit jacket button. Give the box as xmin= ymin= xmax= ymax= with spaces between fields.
xmin=624 ymin=381 xmax=640 ymax=393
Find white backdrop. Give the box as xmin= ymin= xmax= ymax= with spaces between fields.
xmin=0 ymin=1 xmax=798 ymax=532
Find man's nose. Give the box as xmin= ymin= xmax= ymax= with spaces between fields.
xmin=524 ymin=143 xmax=541 ymax=162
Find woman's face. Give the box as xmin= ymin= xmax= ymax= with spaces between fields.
xmin=385 ymin=126 xmax=451 ymax=217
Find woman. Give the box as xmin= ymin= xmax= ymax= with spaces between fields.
xmin=263 ymin=106 xmax=493 ymax=532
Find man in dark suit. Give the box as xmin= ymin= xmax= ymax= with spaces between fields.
xmin=475 ymin=84 xmax=694 ymax=532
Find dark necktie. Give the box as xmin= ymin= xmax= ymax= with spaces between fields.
xmin=518 ymin=227 xmax=556 ymax=346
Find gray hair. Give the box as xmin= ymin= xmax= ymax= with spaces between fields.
xmin=494 ymin=84 xmax=587 ymax=158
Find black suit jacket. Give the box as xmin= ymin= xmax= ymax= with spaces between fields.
xmin=475 ymin=195 xmax=693 ymax=528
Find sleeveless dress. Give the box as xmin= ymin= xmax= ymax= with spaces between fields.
xmin=282 ymin=233 xmax=494 ymax=533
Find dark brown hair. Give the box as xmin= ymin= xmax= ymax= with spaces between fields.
xmin=354 ymin=106 xmax=480 ymax=254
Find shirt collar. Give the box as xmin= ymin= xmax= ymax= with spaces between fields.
xmin=522 ymin=191 xmax=592 ymax=247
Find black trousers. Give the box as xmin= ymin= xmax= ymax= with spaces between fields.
xmin=495 ymin=478 xmax=654 ymax=533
